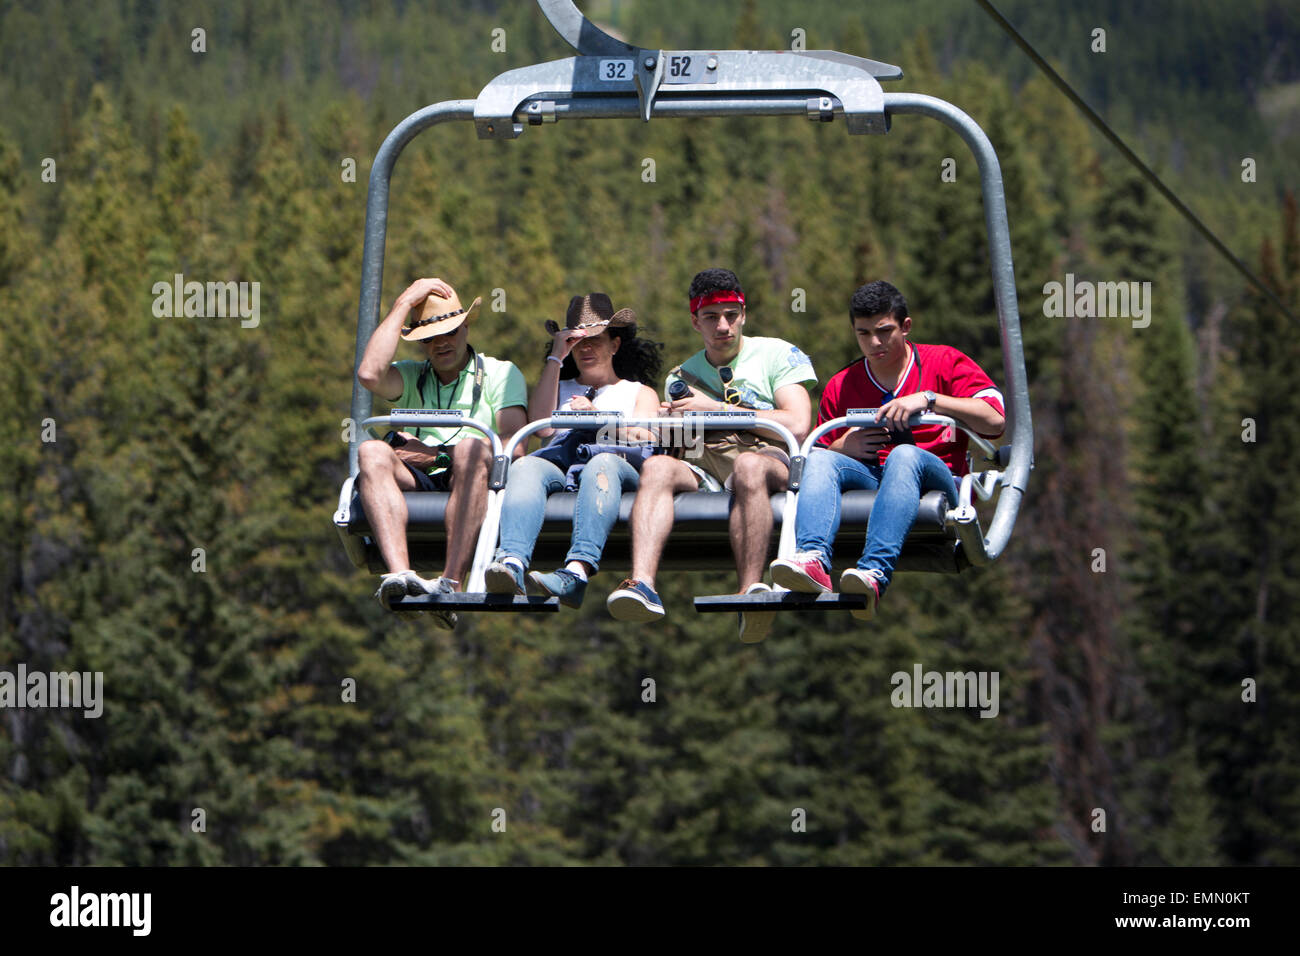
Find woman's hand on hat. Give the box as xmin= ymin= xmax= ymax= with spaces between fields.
xmin=398 ymin=277 xmax=454 ymax=308
xmin=549 ymin=327 xmax=588 ymax=360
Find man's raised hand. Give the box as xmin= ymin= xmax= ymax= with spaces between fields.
xmin=398 ymin=277 xmax=455 ymax=310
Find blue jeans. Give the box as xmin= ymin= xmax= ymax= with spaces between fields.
xmin=794 ymin=445 xmax=959 ymax=593
xmin=496 ymin=453 xmax=640 ymax=572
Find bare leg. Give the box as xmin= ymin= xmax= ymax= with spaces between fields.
xmin=729 ymin=452 xmax=789 ymax=591
xmin=628 ymin=456 xmax=698 ymax=590
xmin=358 ymin=439 xmax=419 ymax=573
xmin=442 ymin=438 xmax=491 ymax=585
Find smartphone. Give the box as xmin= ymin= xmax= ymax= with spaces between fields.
xmin=884 ymin=426 xmax=916 ymax=446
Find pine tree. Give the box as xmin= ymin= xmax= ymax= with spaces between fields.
xmin=1199 ymin=194 xmax=1300 ymax=863
xmin=1098 ymin=159 xmax=1221 ymax=864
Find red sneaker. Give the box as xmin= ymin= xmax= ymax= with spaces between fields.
xmin=770 ymin=552 xmax=832 ymax=594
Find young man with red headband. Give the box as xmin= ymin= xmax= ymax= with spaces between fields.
xmin=607 ymin=268 xmax=816 ymax=641
xmin=769 ymin=280 xmax=1005 ymax=619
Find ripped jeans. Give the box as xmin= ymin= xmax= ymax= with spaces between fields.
xmin=495 ymin=452 xmax=639 ymax=572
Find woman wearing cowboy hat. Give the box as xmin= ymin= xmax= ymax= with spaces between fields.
xmin=485 ymin=293 xmax=663 ymax=608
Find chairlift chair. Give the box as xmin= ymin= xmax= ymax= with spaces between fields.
xmin=334 ymin=0 xmax=1033 ymax=615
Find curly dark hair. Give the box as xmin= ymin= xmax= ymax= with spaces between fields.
xmin=539 ymin=324 xmax=664 ymax=386
xmin=850 ymin=280 xmax=908 ymax=323
xmin=688 ymin=268 xmax=744 ymax=302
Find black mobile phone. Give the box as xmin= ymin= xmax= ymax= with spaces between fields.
xmin=383 ymin=430 xmax=408 ymax=448
xmin=885 ymin=426 xmax=916 ymax=446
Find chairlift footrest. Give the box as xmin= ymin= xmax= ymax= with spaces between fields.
xmin=390 ymin=594 xmax=560 ymax=613
xmin=693 ymin=592 xmax=867 ymax=612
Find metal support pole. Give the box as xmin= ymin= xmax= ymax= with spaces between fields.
xmin=882 ymin=93 xmax=1032 ymax=563
xmin=348 ymin=100 xmax=477 ymax=477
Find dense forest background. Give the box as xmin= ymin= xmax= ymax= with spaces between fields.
xmin=1 ymin=0 xmax=1298 ymax=865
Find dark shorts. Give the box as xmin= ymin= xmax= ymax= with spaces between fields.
xmin=404 ymin=462 xmax=452 ymax=492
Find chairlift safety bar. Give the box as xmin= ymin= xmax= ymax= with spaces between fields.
xmin=362 ymin=411 xmax=504 ymax=459
xmin=467 ymin=412 xmax=805 ymax=591
xmin=802 ymin=411 xmax=999 ymax=460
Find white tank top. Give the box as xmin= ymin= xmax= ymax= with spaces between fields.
xmin=556 ymin=377 xmax=642 ymax=414
xmin=549 ymin=378 xmax=643 ymax=443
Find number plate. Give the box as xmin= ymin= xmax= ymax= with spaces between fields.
xmin=394 ymin=408 xmax=462 ymax=417
xmin=662 ymin=53 xmax=716 ymax=84
xmin=597 ymin=58 xmax=633 ymax=82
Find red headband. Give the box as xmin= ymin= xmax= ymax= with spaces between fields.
xmin=690 ymin=290 xmax=745 ymax=314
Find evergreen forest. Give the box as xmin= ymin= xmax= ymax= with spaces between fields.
xmin=1 ymin=0 xmax=1298 ymax=866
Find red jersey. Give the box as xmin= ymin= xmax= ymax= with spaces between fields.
xmin=815 ymin=342 xmax=1005 ymax=477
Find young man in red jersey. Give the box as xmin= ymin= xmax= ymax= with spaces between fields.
xmin=769 ymin=280 xmax=1005 ymax=618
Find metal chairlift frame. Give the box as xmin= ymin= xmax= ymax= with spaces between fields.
xmin=335 ymin=0 xmax=1034 ymax=611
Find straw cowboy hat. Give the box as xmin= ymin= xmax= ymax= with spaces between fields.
xmin=401 ymin=285 xmax=482 ymax=341
xmin=545 ymin=293 xmax=637 ymax=336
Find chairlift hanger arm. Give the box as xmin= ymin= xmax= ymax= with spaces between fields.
xmin=537 ymin=0 xmax=634 ymax=57
xmin=474 ymin=52 xmax=899 ymax=139
xmin=477 ymin=1 xmax=899 ymax=138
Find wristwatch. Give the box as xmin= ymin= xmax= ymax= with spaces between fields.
xmin=923 ymin=390 xmax=937 ymax=412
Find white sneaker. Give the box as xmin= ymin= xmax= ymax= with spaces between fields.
xmin=738 ymin=582 xmax=776 ymax=644
xmin=839 ymin=568 xmax=882 ymax=623
xmin=375 ymin=571 xmax=412 ymax=611
xmin=401 ymin=570 xmax=440 ymax=596
xmin=375 ymin=570 xmax=444 ymax=611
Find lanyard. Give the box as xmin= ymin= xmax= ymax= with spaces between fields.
xmin=414 ymin=347 xmax=484 ymax=442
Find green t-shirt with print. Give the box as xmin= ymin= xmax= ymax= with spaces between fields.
xmin=665 ymin=335 xmax=816 ymax=410
xmin=388 ymin=351 xmax=527 ymax=467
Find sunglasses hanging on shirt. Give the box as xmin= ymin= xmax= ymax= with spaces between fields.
xmin=718 ymin=366 xmax=743 ymax=406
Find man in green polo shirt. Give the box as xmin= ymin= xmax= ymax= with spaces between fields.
xmin=357 ymin=277 xmax=528 ymax=625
